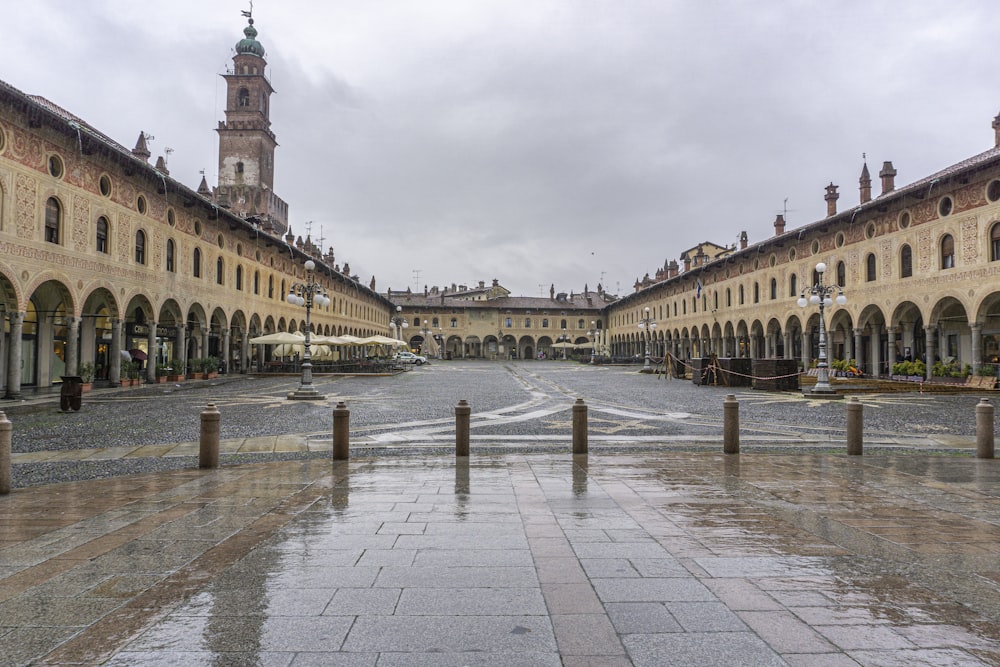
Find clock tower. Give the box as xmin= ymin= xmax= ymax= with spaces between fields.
xmin=216 ymin=12 xmax=288 ymax=233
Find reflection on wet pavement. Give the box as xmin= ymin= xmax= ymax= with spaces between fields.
xmin=3 ymin=452 xmax=1000 ymax=665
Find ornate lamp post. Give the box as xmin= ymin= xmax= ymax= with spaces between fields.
xmin=286 ymin=260 xmax=330 ymax=400
xmin=637 ymin=306 xmax=657 ymax=371
xmin=798 ymin=262 xmax=847 ymax=397
xmin=420 ymin=320 xmax=432 ymax=356
xmin=587 ymin=320 xmax=598 ymax=364
xmin=559 ymin=328 xmax=569 ymax=360
xmin=436 ymin=327 xmax=444 ymax=360
xmin=391 ymin=305 xmax=409 ymax=342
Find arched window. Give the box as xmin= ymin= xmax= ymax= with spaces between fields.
xmin=450 ymin=318 xmax=458 ymax=328
xmin=268 ymin=275 xmax=274 ymax=298
xmin=134 ymin=230 xmax=146 ymax=264
xmin=692 ymin=297 xmax=697 ymax=313
xmin=990 ymin=223 xmax=1000 ymax=261
xmin=504 ymin=316 xmax=513 ymax=327
xmin=542 ymin=318 xmax=549 ymax=328
xmin=789 ymin=274 xmax=797 ymax=297
xmin=411 ymin=317 xmax=419 ymax=327
xmin=578 ymin=319 xmax=585 ymax=329
xmin=44 ymin=197 xmax=61 ymax=244
xmin=739 ymin=285 xmax=745 ymax=305
xmin=836 ymin=261 xmax=846 ymax=287
xmin=254 ymin=270 xmax=260 ymax=294
xmin=216 ymin=257 xmax=224 ymax=285
xmin=432 ymin=317 xmax=439 ymax=327
xmin=238 ymin=87 xmax=250 ymax=107
xmin=753 ymin=282 xmax=759 ymax=303
xmin=726 ymin=288 xmax=731 ymax=307
xmin=866 ymin=253 xmax=877 ymax=282
xmin=941 ymin=234 xmax=955 ymax=269
xmin=96 ymin=216 xmax=109 ymax=253
xmin=900 ymin=244 xmax=913 ymax=278
xmin=235 ymin=265 xmax=243 ymax=290
xmin=682 ymin=300 xmax=687 ymax=314
xmin=713 ymin=292 xmax=718 ymax=310
xmin=560 ymin=319 xmax=567 ymax=329
xmin=193 ymin=247 xmax=202 ymax=277
xmin=166 ymin=239 xmax=175 ymax=272
xmin=769 ymin=278 xmax=777 ymax=300
xmin=524 ymin=318 xmax=531 ymax=327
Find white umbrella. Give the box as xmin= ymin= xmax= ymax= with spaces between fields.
xmin=249 ymin=331 xmax=303 ymax=345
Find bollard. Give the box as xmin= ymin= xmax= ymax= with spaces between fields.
xmin=723 ymin=394 xmax=739 ymax=454
xmin=333 ymin=401 xmax=350 ymax=461
xmin=0 ymin=411 xmax=10 ymax=494
xmin=572 ymin=398 xmax=588 ymax=454
xmin=976 ymin=398 xmax=995 ymax=459
xmin=846 ymin=397 xmax=863 ymax=455
xmin=199 ymin=403 xmax=220 ymax=468
xmin=455 ymin=400 xmax=471 ymax=457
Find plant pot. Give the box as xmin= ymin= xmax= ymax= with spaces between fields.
xmin=81 ymin=383 xmax=93 ymax=393
xmin=167 ymin=374 xmax=184 ymax=382
xmin=191 ymin=372 xmax=206 ymax=380
xmin=156 ymin=376 xmax=167 ymax=383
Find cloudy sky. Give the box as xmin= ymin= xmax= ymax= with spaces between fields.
xmin=4 ymin=1 xmax=998 ymax=297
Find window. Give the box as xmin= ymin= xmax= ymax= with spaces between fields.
xmin=136 ymin=195 xmax=147 ymax=215
xmin=578 ymin=319 xmax=585 ymax=329
xmin=450 ymin=318 xmax=458 ymax=328
xmin=542 ymin=318 xmax=549 ymax=328
xmin=941 ymin=234 xmax=955 ymax=269
xmin=789 ymin=274 xmax=797 ymax=297
xmin=99 ymin=174 xmax=112 ymax=197
xmin=901 ymin=244 xmax=913 ymax=278
xmin=96 ymin=216 xmax=109 ymax=253
xmin=560 ymin=319 xmax=567 ymax=329
xmin=193 ymin=247 xmax=202 ymax=277
xmin=991 ymin=224 xmax=1000 ymax=261
xmin=253 ymin=270 xmax=260 ymax=294
xmin=268 ymin=275 xmax=274 ymax=298
xmin=753 ymin=282 xmax=759 ymax=304
xmin=836 ymin=261 xmax=846 ymax=287
xmin=726 ymin=288 xmax=731 ymax=307
xmin=134 ymin=230 xmax=146 ymax=264
xmin=411 ymin=318 xmax=419 ymax=327
xmin=44 ymin=197 xmax=61 ymax=243
xmin=166 ymin=239 xmax=175 ymax=272
xmin=216 ymin=257 xmax=224 ymax=284
xmin=48 ymin=154 xmax=63 ymax=178
xmin=739 ymin=285 xmax=744 ymax=305
xmin=235 ymin=265 xmax=243 ymax=290
xmin=525 ymin=318 xmax=531 ymax=327
xmin=238 ymin=87 xmax=250 ymax=107
xmin=432 ymin=317 xmax=439 ymax=327
xmin=938 ymin=196 xmax=953 ymax=217
xmin=504 ymin=317 xmax=513 ymax=327
xmin=866 ymin=253 xmax=876 ymax=282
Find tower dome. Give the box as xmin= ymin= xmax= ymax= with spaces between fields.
xmin=235 ymin=19 xmax=265 ymax=58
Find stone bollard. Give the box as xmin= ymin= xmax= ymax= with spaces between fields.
xmin=199 ymin=403 xmax=220 ymax=469
xmin=976 ymin=398 xmax=995 ymax=459
xmin=572 ymin=398 xmax=588 ymax=454
xmin=0 ymin=411 xmax=11 ymax=494
xmin=846 ymin=397 xmax=863 ymax=455
xmin=455 ymin=400 xmax=471 ymax=457
xmin=333 ymin=401 xmax=350 ymax=461
xmin=723 ymin=394 xmax=739 ymax=454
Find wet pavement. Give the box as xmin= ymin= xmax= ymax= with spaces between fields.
xmin=2 ymin=362 xmax=1000 ymax=664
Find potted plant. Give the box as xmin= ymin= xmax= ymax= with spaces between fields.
xmin=119 ymin=360 xmax=134 ymax=387
xmin=206 ymin=356 xmax=220 ymax=379
xmin=167 ymin=359 xmax=185 ymax=382
xmin=190 ymin=358 xmax=207 ymax=380
xmin=78 ymin=361 xmax=95 ymax=392
xmin=155 ymin=362 xmax=170 ymax=383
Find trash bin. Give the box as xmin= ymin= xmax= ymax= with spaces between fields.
xmin=60 ymin=375 xmax=83 ymax=412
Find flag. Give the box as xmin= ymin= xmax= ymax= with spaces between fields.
xmin=696 ymin=278 xmax=702 ymax=299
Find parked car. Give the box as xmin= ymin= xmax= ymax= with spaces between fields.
xmin=395 ymin=351 xmax=427 ymax=366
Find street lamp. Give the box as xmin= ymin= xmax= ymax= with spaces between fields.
xmin=391 ymin=305 xmax=408 ymax=341
xmin=587 ymin=320 xmax=598 ymax=364
xmin=559 ymin=328 xmax=569 ymax=360
xmin=638 ymin=306 xmax=657 ymax=371
xmin=421 ymin=320 xmax=433 ymax=356
xmin=797 ymin=262 xmax=847 ymax=397
xmin=286 ymin=259 xmax=330 ymax=400
xmin=436 ymin=327 xmax=444 ymax=360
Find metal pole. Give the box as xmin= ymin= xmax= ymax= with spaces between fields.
xmin=723 ymin=394 xmax=739 ymax=454
xmin=976 ymin=398 xmax=995 ymax=459
xmin=572 ymin=398 xmax=588 ymax=454
xmin=455 ymin=399 xmax=471 ymax=457
xmin=846 ymin=396 xmax=863 ymax=455
xmin=0 ymin=411 xmax=11 ymax=494
xmin=199 ymin=403 xmax=220 ymax=468
xmin=333 ymin=401 xmax=350 ymax=460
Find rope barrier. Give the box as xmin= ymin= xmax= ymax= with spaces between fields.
xmin=650 ymin=354 xmax=806 ymax=382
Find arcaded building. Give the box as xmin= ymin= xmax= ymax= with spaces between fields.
xmin=606 ymin=114 xmax=1000 ymax=381
xmin=0 ymin=16 xmax=392 ymax=398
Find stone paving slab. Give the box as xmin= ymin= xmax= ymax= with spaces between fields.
xmin=3 ymin=452 xmax=1000 ymax=665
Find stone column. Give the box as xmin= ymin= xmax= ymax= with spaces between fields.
xmin=222 ymin=328 xmax=231 ymax=373
xmin=110 ymin=319 xmax=122 ymax=384
xmin=925 ymin=325 xmax=936 ymax=380
xmin=853 ymin=328 xmax=864 ymax=366
xmin=66 ymin=316 xmax=80 ymax=376
xmin=971 ymin=322 xmax=983 ymax=375
xmin=783 ymin=332 xmax=793 ymax=360
xmin=887 ymin=326 xmax=897 ymax=368
xmin=146 ymin=321 xmax=157 ymax=383
xmin=5 ymin=313 xmax=24 ymax=399
xmin=202 ymin=327 xmax=210 ymax=362
xmin=171 ymin=324 xmax=187 ymax=375
xmin=241 ymin=328 xmax=250 ymax=373
xmin=801 ymin=330 xmax=811 ymax=369
xmin=870 ymin=324 xmax=882 ymax=377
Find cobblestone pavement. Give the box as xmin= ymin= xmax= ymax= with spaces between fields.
xmin=2 ymin=361 xmax=1000 ymax=664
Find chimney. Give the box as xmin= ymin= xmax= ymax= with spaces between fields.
xmin=667 ymin=259 xmax=679 ymax=278
xmin=739 ymin=231 xmax=748 ymax=249
xmin=994 ymin=112 xmax=1000 ymax=147
xmin=879 ymin=161 xmax=896 ymax=195
xmin=154 ymin=155 xmax=169 ymax=175
xmin=859 ymin=162 xmax=872 ymax=203
xmin=683 ymin=256 xmax=691 ymax=272
xmin=132 ymin=132 xmax=151 ymax=162
xmin=824 ymin=182 xmax=840 ymax=217
xmin=695 ymin=248 xmax=705 ymax=267
xmin=773 ymin=214 xmax=785 ymax=236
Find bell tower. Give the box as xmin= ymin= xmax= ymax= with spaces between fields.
xmin=216 ymin=10 xmax=289 ymax=233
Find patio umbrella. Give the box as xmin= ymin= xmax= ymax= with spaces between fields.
xmin=129 ymin=349 xmax=148 ymax=360
xmin=249 ymin=331 xmax=304 ymax=345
